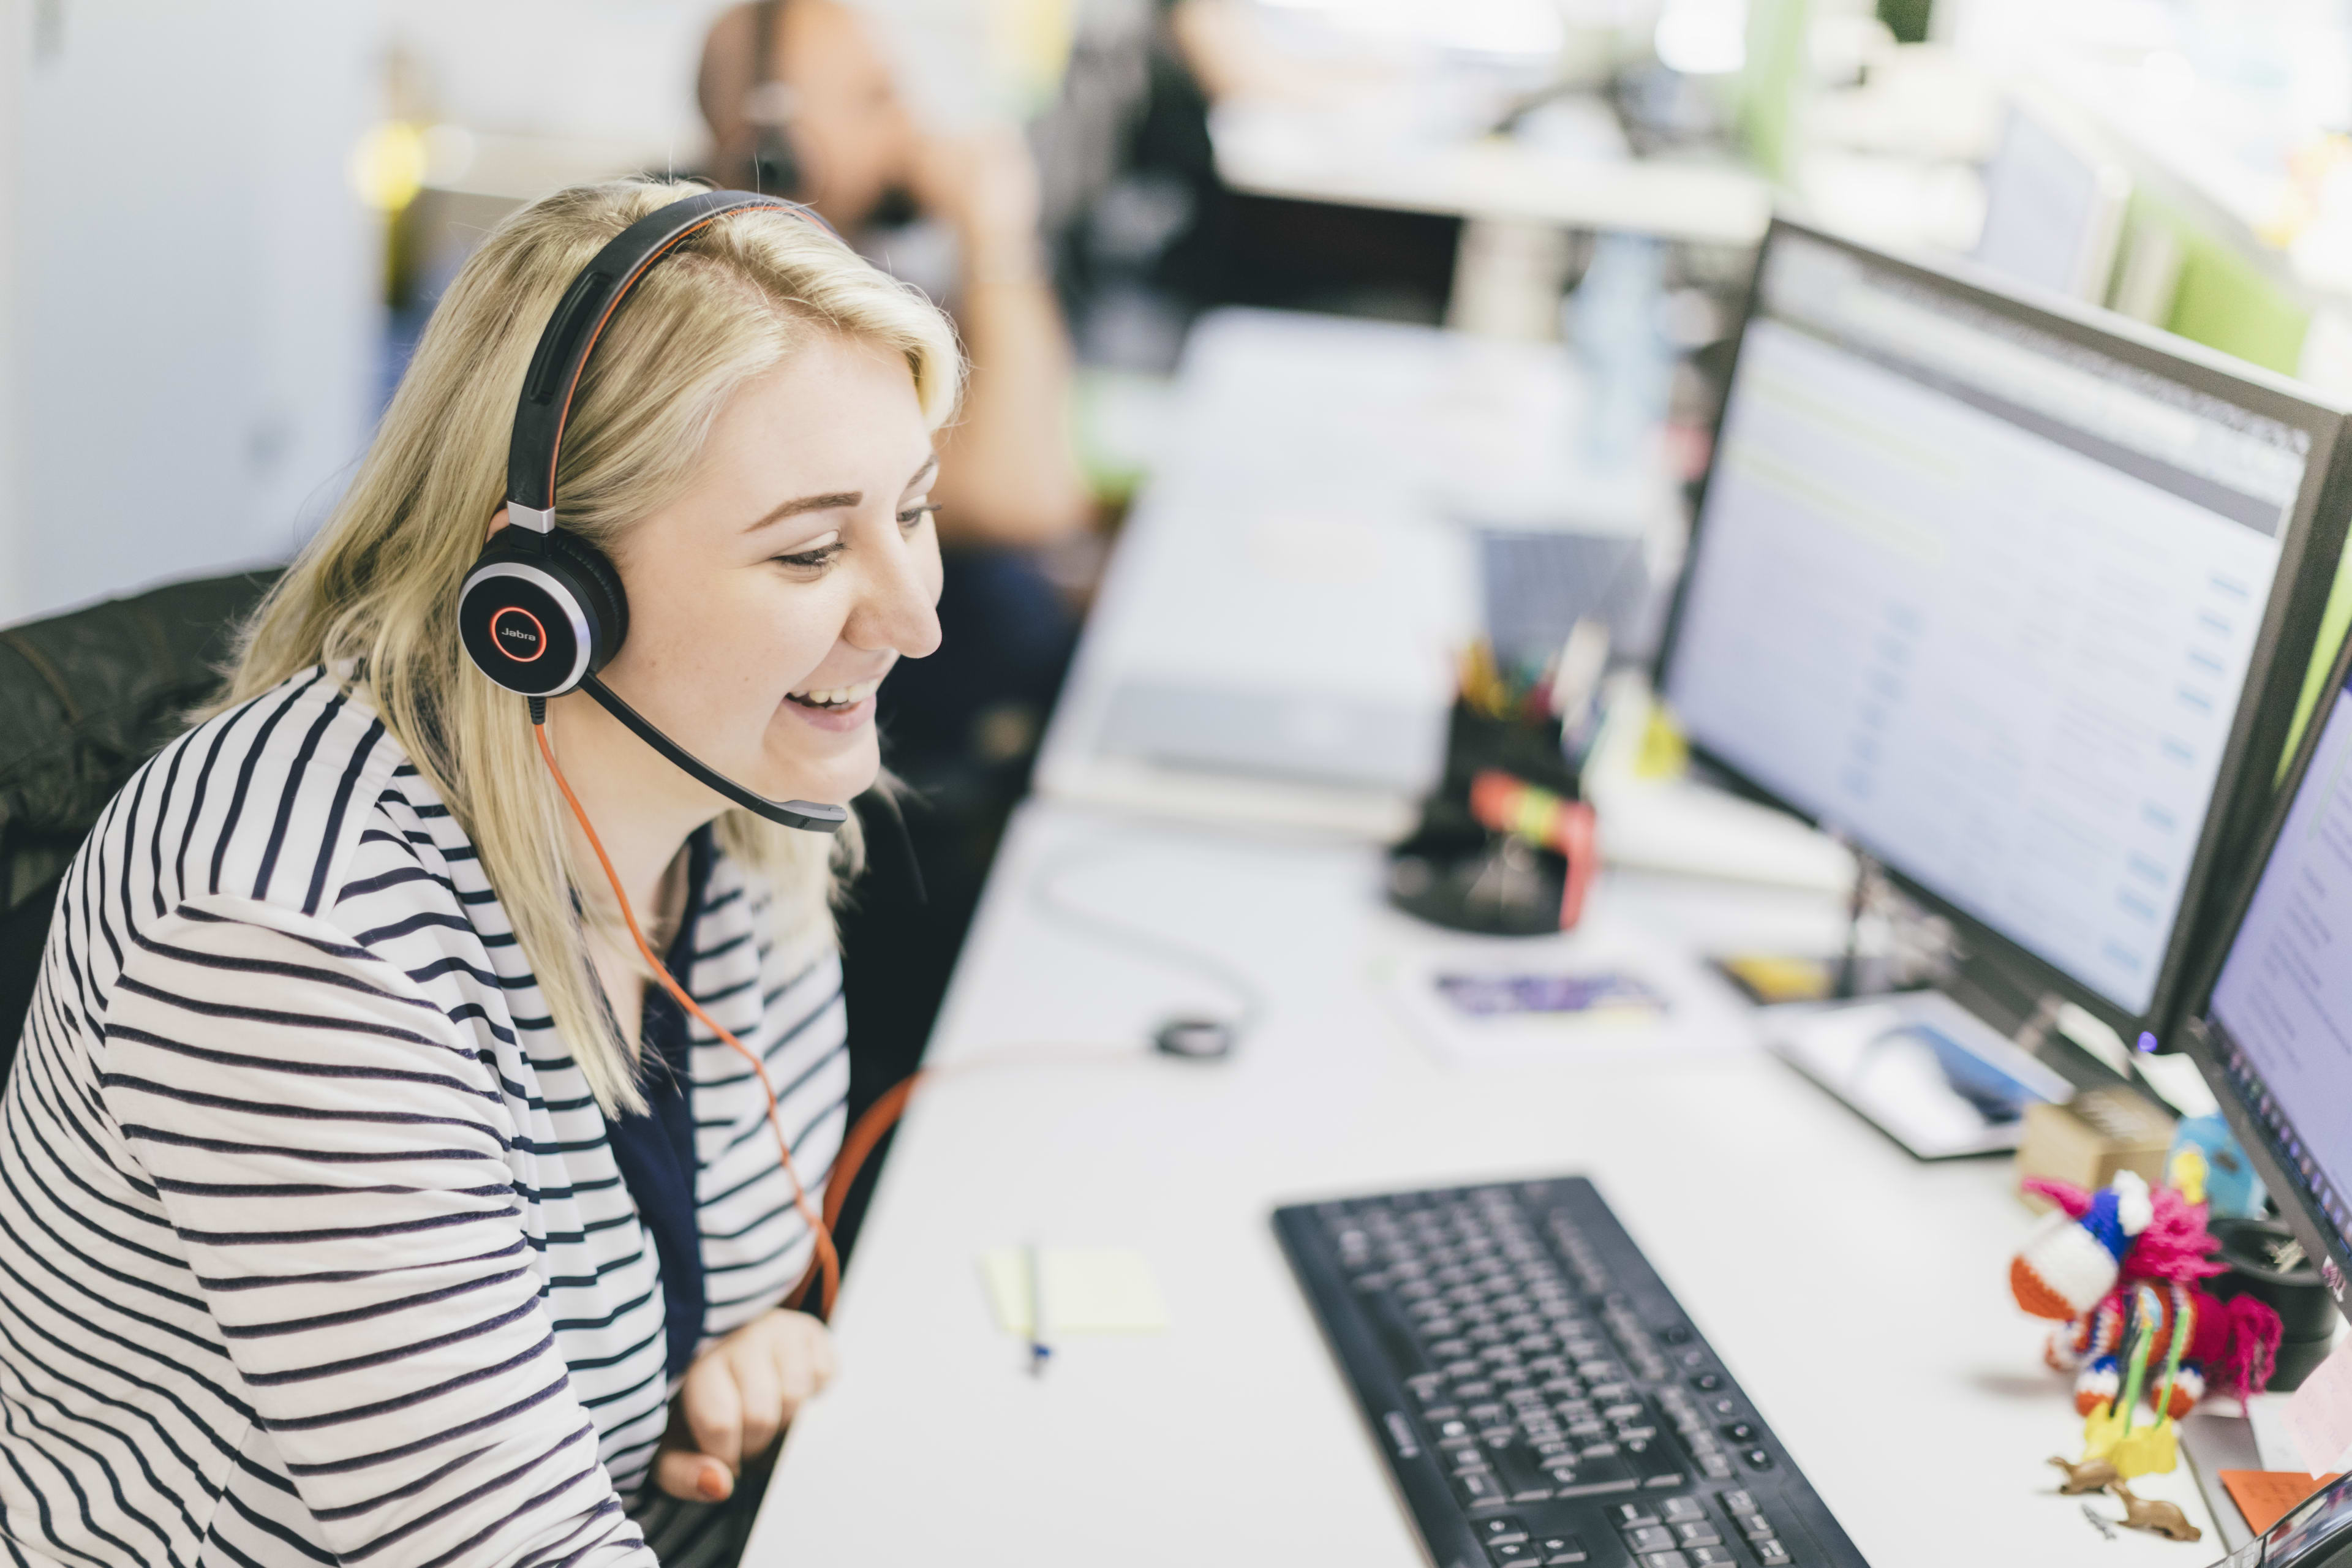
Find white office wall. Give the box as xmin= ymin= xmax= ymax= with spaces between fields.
xmin=390 ymin=0 xmax=733 ymax=154
xmin=0 ymin=2 xmax=23 ymax=621
xmin=385 ymin=0 xmax=1011 ymax=160
xmin=6 ymin=0 xmax=383 ymax=625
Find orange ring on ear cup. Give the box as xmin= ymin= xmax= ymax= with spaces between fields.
xmin=490 ymin=606 xmax=548 ymax=663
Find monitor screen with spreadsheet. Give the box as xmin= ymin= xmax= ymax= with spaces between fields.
xmin=1660 ymin=221 xmax=2348 ymax=1036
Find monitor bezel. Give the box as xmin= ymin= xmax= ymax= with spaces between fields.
xmin=2177 ymin=602 xmax=2352 ymax=1314
xmin=1653 ymin=216 xmax=2352 ymax=1047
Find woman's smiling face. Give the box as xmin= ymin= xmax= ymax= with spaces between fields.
xmin=592 ymin=328 xmax=944 ymax=812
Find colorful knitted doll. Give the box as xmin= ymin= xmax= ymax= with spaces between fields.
xmin=2011 ymin=1170 xmax=2282 ymax=1419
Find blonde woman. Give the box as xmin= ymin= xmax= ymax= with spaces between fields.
xmin=0 ymin=180 xmax=957 ymax=1566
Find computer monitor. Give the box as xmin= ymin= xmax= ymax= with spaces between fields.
xmin=1659 ymin=221 xmax=2351 ymax=1045
xmin=1974 ymin=97 xmax=2130 ymax=303
xmin=2187 ymin=624 xmax=2352 ymax=1307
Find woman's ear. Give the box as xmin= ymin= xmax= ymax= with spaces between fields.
xmin=486 ymin=507 xmax=512 ymax=542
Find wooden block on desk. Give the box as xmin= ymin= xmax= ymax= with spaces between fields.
xmin=2015 ymin=1088 xmax=2176 ymax=1205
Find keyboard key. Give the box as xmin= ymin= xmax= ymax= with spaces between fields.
xmin=1623 ymin=1525 xmax=1677 ymax=1553
xmin=1539 ymin=1536 xmax=1589 ymax=1565
xmin=1638 ymin=1554 xmax=1691 ymax=1568
xmin=1609 ymin=1502 xmax=1662 ymax=1529
xmin=1488 ymin=1544 xmax=1540 ymax=1566
xmin=1480 ymin=1517 xmax=1531 ymax=1544
xmin=1722 ymin=1421 xmax=1757 ymax=1444
xmin=1625 ymin=1439 xmax=1687 ymax=1489
xmin=1742 ymin=1449 xmax=1775 ymax=1471
xmin=1689 ymin=1549 xmax=1739 ymax=1567
xmin=1719 ymin=1491 xmax=1756 ymax=1515
xmin=1757 ymin=1542 xmax=1792 ymax=1567
xmin=1735 ymin=1512 xmax=1774 ymax=1541
xmin=1660 ymin=1498 xmax=1706 ymax=1524
xmin=1676 ymin=1522 xmax=1723 ymax=1548
xmin=1455 ymin=1471 xmax=1509 ymax=1509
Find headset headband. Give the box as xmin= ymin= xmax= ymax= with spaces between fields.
xmin=504 ymin=189 xmax=797 ymax=532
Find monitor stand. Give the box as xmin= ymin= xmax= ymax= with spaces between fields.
xmin=1706 ymin=848 xmax=1950 ymax=1006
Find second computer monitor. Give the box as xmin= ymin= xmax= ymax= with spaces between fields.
xmin=1661 ymin=221 xmax=2346 ymax=1039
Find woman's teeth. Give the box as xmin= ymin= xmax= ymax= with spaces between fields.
xmin=788 ymin=677 xmax=882 ymax=710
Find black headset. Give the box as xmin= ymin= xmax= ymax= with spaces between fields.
xmin=744 ymin=0 xmax=805 ymax=199
xmin=456 ymin=187 xmax=850 ymax=836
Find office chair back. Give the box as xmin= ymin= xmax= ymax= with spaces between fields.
xmin=0 ymin=571 xmax=277 ymax=1061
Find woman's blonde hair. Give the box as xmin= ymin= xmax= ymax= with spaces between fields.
xmin=218 ymin=178 xmax=963 ymax=1114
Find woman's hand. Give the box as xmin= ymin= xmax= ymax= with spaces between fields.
xmin=653 ymin=1309 xmax=838 ymax=1502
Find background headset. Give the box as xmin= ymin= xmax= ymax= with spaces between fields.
xmin=743 ymin=0 xmax=804 ymax=199
xmin=456 ymin=187 xmax=848 ymax=835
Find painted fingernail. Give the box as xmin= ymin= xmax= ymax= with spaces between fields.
xmin=698 ymin=1463 xmax=730 ymax=1501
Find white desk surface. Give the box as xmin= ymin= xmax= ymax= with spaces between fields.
xmin=1210 ymin=104 xmax=1771 ymax=246
xmin=744 ymin=802 xmax=2217 ymax=1566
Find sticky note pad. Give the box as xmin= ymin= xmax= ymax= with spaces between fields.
xmin=979 ymin=1248 xmax=1169 ymax=1336
xmin=2222 ymin=1471 xmax=2343 ymax=1535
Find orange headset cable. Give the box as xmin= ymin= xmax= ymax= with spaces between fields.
xmin=533 ymin=717 xmax=843 ymax=1317
xmin=530 ymin=717 xmax=1118 ymax=1321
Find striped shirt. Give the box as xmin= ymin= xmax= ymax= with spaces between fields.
xmin=0 ymin=667 xmax=847 ymax=1566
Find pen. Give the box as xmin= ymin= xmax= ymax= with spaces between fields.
xmin=1025 ymin=1242 xmax=1052 ymax=1376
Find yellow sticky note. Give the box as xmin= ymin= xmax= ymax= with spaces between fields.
xmin=979 ymin=1248 xmax=1169 ymax=1336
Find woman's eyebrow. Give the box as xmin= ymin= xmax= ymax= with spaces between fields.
xmin=902 ymin=453 xmax=939 ymax=494
xmin=744 ymin=489 xmax=862 ymax=532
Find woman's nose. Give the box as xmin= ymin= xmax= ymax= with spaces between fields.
xmin=847 ymin=526 xmax=943 ymax=660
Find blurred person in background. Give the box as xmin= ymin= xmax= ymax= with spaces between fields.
xmin=701 ymin=0 xmax=1093 ymax=554
xmin=698 ymin=0 xmax=1098 ymax=1262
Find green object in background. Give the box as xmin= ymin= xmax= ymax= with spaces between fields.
xmin=2121 ymin=192 xmax=2310 ymax=376
xmin=2169 ymin=243 xmax=2309 ymax=377
xmin=1876 ymin=0 xmax=1931 ymax=45
xmin=2278 ymin=535 xmax=2352 ymax=781
xmin=1740 ymin=0 xmax=1811 ymax=182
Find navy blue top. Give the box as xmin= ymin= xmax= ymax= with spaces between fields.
xmin=607 ymin=826 xmax=715 ymax=1381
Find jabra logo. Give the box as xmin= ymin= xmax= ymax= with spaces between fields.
xmin=489 ymin=607 xmax=547 ymax=662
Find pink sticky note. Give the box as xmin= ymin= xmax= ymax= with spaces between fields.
xmin=2286 ymin=1338 xmax=2352 ymax=1474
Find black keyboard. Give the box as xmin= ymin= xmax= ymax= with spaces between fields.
xmin=1275 ymin=1178 xmax=1867 ymax=1568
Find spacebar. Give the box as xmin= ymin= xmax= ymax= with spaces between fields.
xmin=1546 ymin=1451 xmax=1638 ymax=1498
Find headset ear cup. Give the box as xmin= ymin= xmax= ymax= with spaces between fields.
xmin=458 ymin=530 xmax=626 ymax=697
xmin=540 ymin=530 xmax=629 ymax=671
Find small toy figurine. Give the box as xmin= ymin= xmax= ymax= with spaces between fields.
xmin=2108 ymin=1482 xmax=2201 ymax=1543
xmin=2011 ymin=1170 xmax=2282 ymax=1420
xmin=2049 ymin=1455 xmax=2121 ymax=1494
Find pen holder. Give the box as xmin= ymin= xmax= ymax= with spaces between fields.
xmin=1387 ymin=701 xmax=1594 ymax=937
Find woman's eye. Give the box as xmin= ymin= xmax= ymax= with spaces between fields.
xmin=774 ymin=544 xmax=843 ymax=571
xmin=899 ymin=503 xmax=940 ymax=528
